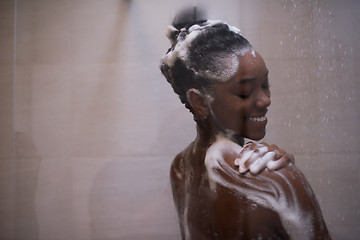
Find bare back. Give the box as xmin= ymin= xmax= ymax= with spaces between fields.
xmin=170 ymin=137 xmax=331 ymax=240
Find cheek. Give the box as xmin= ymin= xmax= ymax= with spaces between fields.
xmin=233 ymin=108 xmax=247 ymax=128
xmin=210 ymin=95 xmax=249 ymax=130
xmin=216 ymin=105 xmax=246 ymax=129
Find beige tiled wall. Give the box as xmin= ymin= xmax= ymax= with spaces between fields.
xmin=0 ymin=0 xmax=15 ymax=239
xmin=0 ymin=0 xmax=359 ymax=239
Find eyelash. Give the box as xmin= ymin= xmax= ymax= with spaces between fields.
xmin=238 ymin=94 xmax=250 ymax=99
xmin=262 ymin=83 xmax=271 ymax=89
xmin=238 ymin=81 xmax=270 ymax=99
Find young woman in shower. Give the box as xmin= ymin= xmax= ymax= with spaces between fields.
xmin=160 ymin=11 xmax=331 ymax=240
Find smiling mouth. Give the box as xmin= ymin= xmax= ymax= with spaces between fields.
xmin=248 ymin=116 xmax=267 ymax=122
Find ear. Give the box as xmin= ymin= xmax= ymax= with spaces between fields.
xmin=186 ymin=88 xmax=210 ymax=118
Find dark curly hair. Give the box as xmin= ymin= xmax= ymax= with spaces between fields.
xmin=160 ymin=8 xmax=252 ymax=112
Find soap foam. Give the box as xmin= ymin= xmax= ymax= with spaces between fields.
xmin=162 ymin=20 xmax=253 ymax=84
xmin=163 ymin=20 xmax=225 ymax=68
xmin=204 ymin=136 xmax=314 ymax=239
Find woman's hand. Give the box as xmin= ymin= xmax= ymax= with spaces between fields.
xmin=234 ymin=142 xmax=294 ymax=174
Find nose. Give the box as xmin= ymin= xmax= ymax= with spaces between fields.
xmin=255 ymin=90 xmax=271 ymax=109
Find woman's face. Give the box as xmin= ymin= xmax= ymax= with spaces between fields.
xmin=209 ymin=50 xmax=271 ymax=141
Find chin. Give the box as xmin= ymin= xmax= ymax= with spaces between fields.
xmin=249 ymin=136 xmax=264 ymax=141
xmin=247 ymin=131 xmax=266 ymax=141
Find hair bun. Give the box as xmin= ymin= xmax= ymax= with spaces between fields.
xmin=172 ymin=7 xmax=207 ymax=30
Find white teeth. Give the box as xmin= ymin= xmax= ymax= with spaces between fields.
xmin=249 ymin=116 xmax=266 ymax=122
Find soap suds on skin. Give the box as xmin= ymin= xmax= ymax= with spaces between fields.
xmin=249 ymin=151 xmax=276 ymax=174
xmin=204 ymin=136 xmax=314 ymax=240
xmin=166 ymin=19 xmax=318 ymax=239
xmin=251 ymin=49 xmax=256 ymax=57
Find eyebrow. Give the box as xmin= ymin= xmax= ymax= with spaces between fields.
xmin=239 ymin=78 xmax=256 ymax=84
xmin=239 ymin=70 xmax=269 ymax=84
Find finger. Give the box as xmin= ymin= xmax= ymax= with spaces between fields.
xmin=268 ymin=144 xmax=279 ymax=151
xmin=266 ymin=155 xmax=289 ymax=171
xmin=246 ymin=146 xmax=269 ymax=167
xmin=239 ymin=142 xmax=255 ymax=155
xmin=272 ymin=150 xmax=281 ymax=160
xmin=250 ymin=151 xmax=275 ymax=174
xmin=259 ymin=142 xmax=270 ymax=147
xmin=237 ymin=145 xmax=268 ymax=173
xmin=235 ymin=142 xmax=256 ymax=166
xmin=243 ymin=142 xmax=254 ymax=150
xmin=236 ymin=149 xmax=254 ymax=173
xmin=287 ymin=153 xmax=295 ymax=164
xmin=253 ymin=146 xmax=269 ymax=157
xmin=271 ymin=145 xmax=286 ymax=157
xmin=235 ymin=149 xmax=254 ymax=166
xmin=236 ymin=144 xmax=252 ymax=165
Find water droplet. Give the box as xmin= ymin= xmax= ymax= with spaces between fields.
xmin=250 ymin=203 xmax=258 ymax=211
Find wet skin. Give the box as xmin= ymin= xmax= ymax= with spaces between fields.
xmin=209 ymin=51 xmax=271 ymax=141
xmin=171 ymin=138 xmax=331 ymax=239
xmin=170 ymin=51 xmax=331 ymax=239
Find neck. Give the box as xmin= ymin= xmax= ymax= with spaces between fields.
xmin=194 ymin=121 xmax=244 ymax=150
xmin=194 ymin=122 xmax=215 ymax=150
xmin=218 ymin=130 xmax=245 ymax=146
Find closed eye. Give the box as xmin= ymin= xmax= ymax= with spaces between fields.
xmin=238 ymin=94 xmax=250 ymax=99
xmin=262 ymin=82 xmax=270 ymax=89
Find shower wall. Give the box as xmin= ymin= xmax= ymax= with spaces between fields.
xmin=0 ymin=0 xmax=359 ymax=239
xmin=0 ymin=0 xmax=15 ymax=239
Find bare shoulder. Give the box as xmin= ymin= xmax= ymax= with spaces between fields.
xmin=204 ymin=137 xmax=331 ymax=239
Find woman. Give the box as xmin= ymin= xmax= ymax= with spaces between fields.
xmin=160 ymin=11 xmax=331 ymax=240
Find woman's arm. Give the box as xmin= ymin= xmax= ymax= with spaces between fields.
xmin=205 ymin=137 xmax=331 ymax=239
